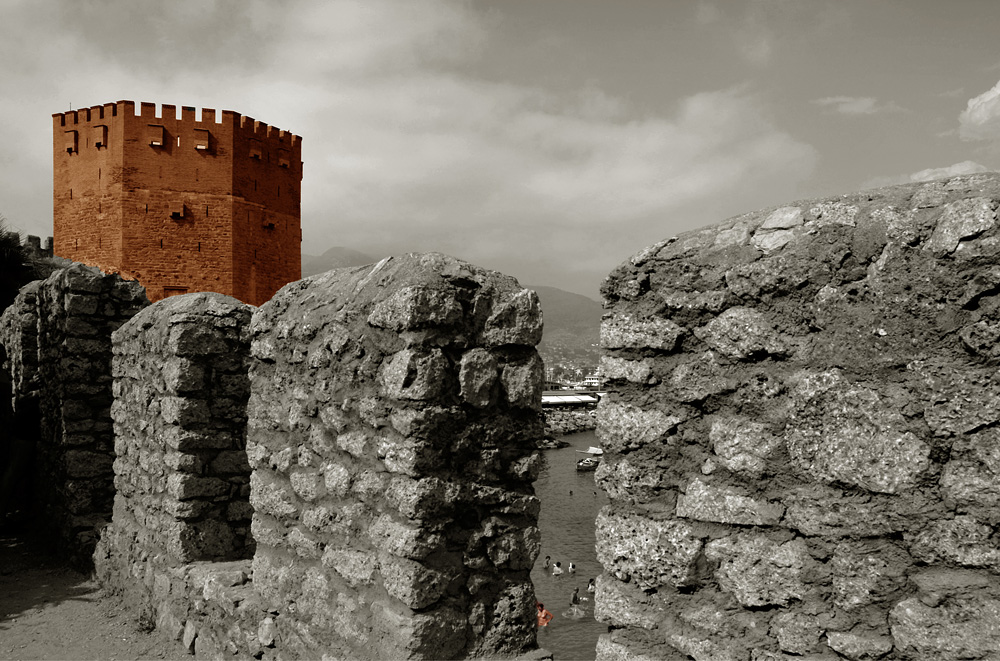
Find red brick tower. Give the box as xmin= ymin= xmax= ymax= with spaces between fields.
xmin=53 ymin=101 xmax=302 ymax=306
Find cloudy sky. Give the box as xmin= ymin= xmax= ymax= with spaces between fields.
xmin=4 ymin=0 xmax=1000 ymax=298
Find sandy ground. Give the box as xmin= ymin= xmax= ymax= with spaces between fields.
xmin=0 ymin=530 xmax=189 ymax=661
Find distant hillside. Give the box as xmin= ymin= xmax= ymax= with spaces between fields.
xmin=301 ymin=247 xmax=378 ymax=277
xmin=529 ymin=285 xmax=602 ymax=382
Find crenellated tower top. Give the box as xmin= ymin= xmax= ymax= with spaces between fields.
xmin=53 ymin=100 xmax=302 ymax=151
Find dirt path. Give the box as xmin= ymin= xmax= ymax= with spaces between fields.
xmin=0 ymin=531 xmax=189 ymax=661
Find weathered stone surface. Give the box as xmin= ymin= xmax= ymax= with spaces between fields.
xmin=367 ymin=284 xmax=463 ymax=331
xmin=458 ymin=348 xmax=497 ymax=408
xmin=595 ymin=454 xmax=664 ymax=503
xmin=939 ymin=427 xmax=1000 ymax=523
xmin=709 ymin=417 xmax=782 ymax=479
xmin=890 ymin=596 xmax=1000 ymax=658
xmin=593 ymin=575 xmax=663 ymax=630
xmin=0 ymin=264 xmax=149 ymax=567
xmin=825 ymin=631 xmax=893 ymax=660
xmin=676 ymin=478 xmax=784 ymax=526
xmin=786 ymin=372 xmax=931 ymax=494
xmin=669 ymin=352 xmax=731 ymax=402
xmin=831 ymin=541 xmax=909 ymax=610
xmin=247 ymin=253 xmax=542 ymax=659
xmin=923 ymin=197 xmax=996 ymax=253
xmin=601 ymin=313 xmax=685 ymax=351
xmin=694 ymin=307 xmax=786 ymax=360
xmin=771 ymin=612 xmax=821 ymax=655
xmin=705 ymin=534 xmax=810 ymax=607
xmin=596 ymin=400 xmax=682 ymax=453
xmin=482 ymin=287 xmax=543 ymax=347
xmin=596 ymin=509 xmax=702 ymax=589
xmin=600 ymin=355 xmax=655 ymax=384
xmin=598 ymin=174 xmax=1000 ymax=661
xmin=905 ymin=515 xmax=1000 ymax=569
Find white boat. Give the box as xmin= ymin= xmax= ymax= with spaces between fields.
xmin=575 ymin=446 xmax=603 ymax=456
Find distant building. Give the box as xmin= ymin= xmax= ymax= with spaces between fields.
xmin=52 ymin=100 xmax=302 ymax=305
xmin=582 ymin=374 xmax=602 ymax=388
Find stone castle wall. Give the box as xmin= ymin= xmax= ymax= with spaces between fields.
xmin=91 ymin=253 xmax=548 ymax=660
xmin=94 ymin=292 xmax=254 ymax=647
xmin=247 ymin=253 xmax=545 ymax=659
xmin=595 ymin=172 xmax=1000 ymax=660
xmin=10 ymin=172 xmax=1000 ymax=659
xmin=0 ymin=264 xmax=148 ymax=565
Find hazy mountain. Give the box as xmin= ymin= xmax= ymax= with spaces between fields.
xmin=301 ymin=247 xmax=378 ymax=277
xmin=528 ymin=285 xmax=602 ymax=381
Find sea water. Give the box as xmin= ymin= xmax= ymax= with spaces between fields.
xmin=531 ymin=430 xmax=609 ymax=660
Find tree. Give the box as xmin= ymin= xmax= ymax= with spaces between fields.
xmin=0 ymin=215 xmax=35 ymax=311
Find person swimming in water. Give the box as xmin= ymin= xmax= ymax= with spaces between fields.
xmin=587 ymin=578 xmax=596 ymax=593
xmin=536 ymin=601 xmax=553 ymax=628
xmin=543 ymin=555 xmax=550 ymax=571
xmin=552 ymin=561 xmax=563 ymax=576
xmin=568 ymin=562 xmax=576 ymax=574
xmin=564 ymin=587 xmax=585 ymax=619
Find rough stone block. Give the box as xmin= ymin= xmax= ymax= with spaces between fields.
xmin=787 ymin=375 xmax=931 ymax=494
xmin=940 ymin=428 xmax=1000 ymax=523
xmin=369 ymin=514 xmax=443 ymax=560
xmin=906 ymin=515 xmax=1000 ymax=569
xmin=782 ymin=485 xmax=910 ymax=538
xmin=831 ymin=541 xmax=909 ymax=610
xmin=595 ymin=634 xmax=668 ymax=661
xmin=760 ymin=206 xmax=805 ymax=230
xmin=669 ymin=352 xmax=731 ymax=402
xmin=924 ymin=197 xmax=997 ymax=253
xmin=595 ymin=454 xmax=664 ymax=503
xmin=595 ymin=509 xmax=702 ymax=590
xmin=160 ymin=395 xmax=210 ymax=426
xmin=166 ymin=474 xmax=230 ymax=500
xmin=600 ymin=356 xmax=654 ymax=384
xmin=322 ymin=547 xmax=378 ymax=587
xmin=709 ymin=417 xmax=781 ymax=479
xmin=163 ymin=357 xmax=205 ymax=393
xmin=771 ymin=612 xmax=821 ymax=655
xmin=379 ymin=348 xmax=450 ymax=401
xmin=289 ymin=469 xmax=324 ymax=502
xmin=249 ymin=471 xmax=298 ymax=519
xmin=367 ymin=285 xmax=463 ymax=332
xmin=593 ymin=575 xmax=663 ymax=630
xmin=890 ymin=596 xmax=1000 ymax=658
xmin=668 ymin=634 xmax=744 ymax=661
xmin=694 ymin=307 xmax=786 ymax=360
xmin=167 ymin=322 xmax=227 ymax=356
xmin=500 ymin=354 xmax=543 ymax=409
xmin=825 ymin=631 xmax=893 ymax=660
xmin=379 ymin=552 xmax=449 ymax=609
xmin=458 ymin=348 xmax=498 ymax=408
xmin=485 ymin=526 xmax=540 ymax=570
xmin=596 ymin=400 xmax=682 ymax=453
xmin=807 ymin=200 xmax=858 ymax=227
xmin=601 ymin=313 xmax=684 ymax=351
xmin=482 ymin=288 xmax=543 ymax=347
xmin=676 ymin=478 xmax=784 ymax=526
xmin=705 ymin=534 xmax=809 ymax=607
